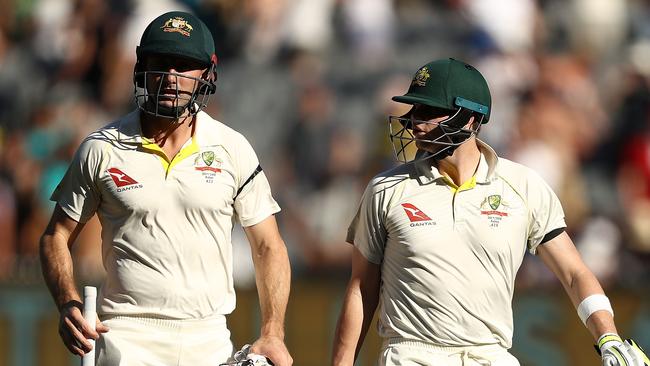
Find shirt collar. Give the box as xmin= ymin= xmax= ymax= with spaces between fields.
xmin=116 ymin=109 xmax=210 ymax=147
xmin=413 ymin=138 xmax=499 ymax=184
xmin=475 ymin=138 xmax=499 ymax=184
xmin=192 ymin=110 xmax=212 ymax=147
xmin=115 ymin=110 xmax=144 ymax=145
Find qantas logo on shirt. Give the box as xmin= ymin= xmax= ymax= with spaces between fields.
xmin=401 ymin=203 xmax=431 ymax=221
xmin=107 ymin=168 xmax=143 ymax=192
xmin=401 ymin=203 xmax=436 ymax=227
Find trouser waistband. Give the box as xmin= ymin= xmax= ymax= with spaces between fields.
xmin=383 ymin=338 xmax=505 ymax=353
xmin=101 ymin=314 xmax=227 ymax=330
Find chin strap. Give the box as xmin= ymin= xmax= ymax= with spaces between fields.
xmin=153 ymin=104 xmax=187 ymax=118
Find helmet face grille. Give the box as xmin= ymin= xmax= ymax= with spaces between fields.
xmin=134 ymin=70 xmax=213 ymax=118
xmin=389 ymin=116 xmax=420 ymax=163
xmin=387 ymin=109 xmax=482 ymax=163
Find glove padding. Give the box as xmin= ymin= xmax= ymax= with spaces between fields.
xmin=220 ymin=344 xmax=274 ymax=366
xmin=597 ymin=333 xmax=650 ymax=366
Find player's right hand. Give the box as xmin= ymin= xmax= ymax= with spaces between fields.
xmin=597 ymin=333 xmax=650 ymax=366
xmin=58 ymin=301 xmax=109 ymax=356
xmin=250 ymin=335 xmax=292 ymax=366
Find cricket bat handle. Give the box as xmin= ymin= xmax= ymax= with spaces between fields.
xmin=81 ymin=286 xmax=97 ymax=366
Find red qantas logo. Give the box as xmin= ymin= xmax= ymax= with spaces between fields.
xmin=401 ymin=203 xmax=432 ymax=222
xmin=107 ymin=168 xmax=139 ymax=187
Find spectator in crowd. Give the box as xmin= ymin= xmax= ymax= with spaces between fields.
xmin=0 ymin=0 xmax=648 ymax=287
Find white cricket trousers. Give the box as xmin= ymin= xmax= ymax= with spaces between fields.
xmin=380 ymin=339 xmax=521 ymax=366
xmin=95 ymin=314 xmax=234 ymax=366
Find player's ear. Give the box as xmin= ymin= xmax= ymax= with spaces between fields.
xmin=465 ymin=115 xmax=475 ymax=129
xmin=468 ymin=113 xmax=484 ymax=131
xmin=200 ymin=53 xmax=218 ymax=95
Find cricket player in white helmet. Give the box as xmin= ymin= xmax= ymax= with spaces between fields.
xmin=331 ymin=58 xmax=649 ymax=366
xmin=39 ymin=11 xmax=292 ymax=366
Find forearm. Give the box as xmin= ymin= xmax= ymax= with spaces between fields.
xmin=564 ymin=269 xmax=617 ymax=340
xmin=332 ymin=283 xmax=377 ymax=366
xmin=538 ymin=234 xmax=619 ymax=341
xmin=40 ymin=232 xmax=80 ymax=310
xmin=253 ymin=240 xmax=291 ymax=338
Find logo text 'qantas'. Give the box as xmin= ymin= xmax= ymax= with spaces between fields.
xmin=107 ymin=168 xmax=143 ymax=192
xmin=401 ymin=203 xmax=436 ymax=227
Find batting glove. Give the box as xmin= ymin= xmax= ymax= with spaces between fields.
xmin=597 ymin=333 xmax=650 ymax=366
xmin=220 ymin=344 xmax=274 ymax=366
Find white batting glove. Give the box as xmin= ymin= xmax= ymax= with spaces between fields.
xmin=598 ymin=333 xmax=650 ymax=366
xmin=232 ymin=344 xmax=253 ymax=362
xmin=221 ymin=344 xmax=273 ymax=366
xmin=246 ymin=353 xmax=274 ymax=366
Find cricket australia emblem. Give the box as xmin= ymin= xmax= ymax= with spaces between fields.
xmin=194 ymin=151 xmax=222 ymax=183
xmin=412 ymin=67 xmax=431 ymax=87
xmin=488 ymin=195 xmax=501 ymax=210
xmin=202 ymin=151 xmax=215 ymax=166
xmin=161 ymin=17 xmax=194 ymax=37
xmin=480 ymin=194 xmax=508 ymax=228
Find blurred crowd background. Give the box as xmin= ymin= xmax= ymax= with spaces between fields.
xmin=1 ymin=0 xmax=650 ymax=293
xmin=3 ymin=0 xmax=650 ymax=365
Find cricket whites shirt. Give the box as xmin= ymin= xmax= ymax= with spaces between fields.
xmin=347 ymin=140 xmax=566 ymax=348
xmin=52 ymin=110 xmax=280 ymax=319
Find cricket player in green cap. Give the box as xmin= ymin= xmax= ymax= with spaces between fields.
xmin=332 ymin=58 xmax=649 ymax=366
xmin=40 ymin=11 xmax=292 ymax=366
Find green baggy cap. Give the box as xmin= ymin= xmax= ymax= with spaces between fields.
xmin=136 ymin=11 xmax=215 ymax=66
xmin=393 ymin=58 xmax=491 ymax=122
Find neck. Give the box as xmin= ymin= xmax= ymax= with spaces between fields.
xmin=434 ymin=138 xmax=481 ymax=186
xmin=140 ymin=112 xmax=195 ymax=147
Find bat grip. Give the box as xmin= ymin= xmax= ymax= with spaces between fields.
xmin=81 ymin=286 xmax=97 ymax=366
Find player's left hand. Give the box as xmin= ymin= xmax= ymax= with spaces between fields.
xmin=597 ymin=333 xmax=650 ymax=366
xmin=250 ymin=335 xmax=293 ymax=366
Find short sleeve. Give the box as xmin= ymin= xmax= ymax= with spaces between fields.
xmin=526 ymin=169 xmax=566 ymax=254
xmin=232 ymin=136 xmax=280 ymax=227
xmin=50 ymin=139 xmax=101 ymax=223
xmin=346 ymin=180 xmax=388 ymax=264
